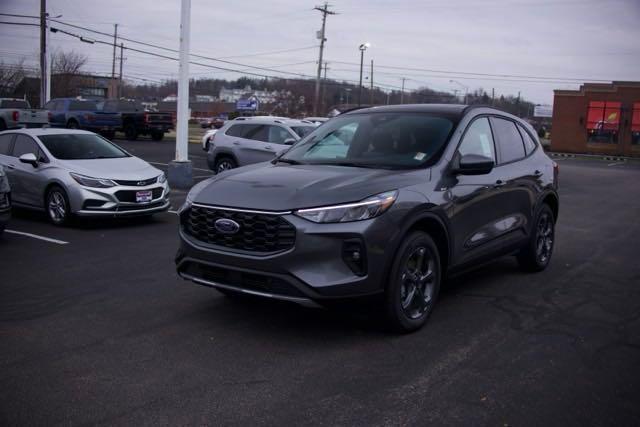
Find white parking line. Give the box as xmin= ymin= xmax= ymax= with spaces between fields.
xmin=607 ymin=162 xmax=624 ymax=167
xmin=5 ymin=230 xmax=69 ymax=245
xmin=148 ymin=161 xmax=213 ymax=173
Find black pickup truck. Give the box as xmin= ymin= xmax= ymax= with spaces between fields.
xmin=99 ymin=99 xmax=174 ymax=141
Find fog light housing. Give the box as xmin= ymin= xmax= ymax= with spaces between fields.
xmin=342 ymin=239 xmax=367 ymax=276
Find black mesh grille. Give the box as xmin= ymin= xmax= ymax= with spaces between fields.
xmin=181 ymin=262 xmax=305 ymax=298
xmin=183 ymin=205 xmax=295 ymax=253
xmin=115 ymin=187 xmax=163 ymax=202
xmin=114 ymin=177 xmax=158 ymax=186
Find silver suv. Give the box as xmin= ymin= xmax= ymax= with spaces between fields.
xmin=206 ymin=117 xmax=317 ymax=173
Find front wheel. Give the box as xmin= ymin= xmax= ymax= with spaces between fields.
xmin=517 ymin=204 xmax=555 ymax=272
xmin=124 ymin=123 xmax=138 ymax=140
xmin=214 ymin=157 xmax=237 ymax=174
xmin=46 ymin=186 xmax=71 ymax=226
xmin=384 ymin=231 xmax=441 ymax=333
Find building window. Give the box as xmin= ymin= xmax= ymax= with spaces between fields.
xmin=586 ymin=101 xmax=621 ymax=144
xmin=632 ymin=103 xmax=640 ymax=146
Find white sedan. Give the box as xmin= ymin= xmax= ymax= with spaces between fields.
xmin=202 ymin=129 xmax=217 ymax=152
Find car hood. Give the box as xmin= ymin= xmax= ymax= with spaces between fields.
xmin=57 ymin=156 xmax=161 ymax=180
xmin=193 ymin=162 xmax=429 ymax=211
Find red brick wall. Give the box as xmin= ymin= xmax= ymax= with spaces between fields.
xmin=551 ymin=83 xmax=640 ymax=157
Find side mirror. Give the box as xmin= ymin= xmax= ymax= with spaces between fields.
xmin=19 ymin=153 xmax=38 ymax=167
xmin=284 ymin=138 xmax=296 ymax=146
xmin=454 ymin=154 xmax=494 ymax=175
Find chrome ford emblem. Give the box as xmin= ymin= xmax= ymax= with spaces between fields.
xmin=214 ymin=218 xmax=240 ymax=235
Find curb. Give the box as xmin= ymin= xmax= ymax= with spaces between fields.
xmin=548 ymin=152 xmax=631 ymax=162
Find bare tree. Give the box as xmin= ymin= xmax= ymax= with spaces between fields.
xmin=52 ymin=50 xmax=87 ymax=75
xmin=0 ymin=60 xmax=27 ymax=97
xmin=51 ymin=50 xmax=88 ymax=98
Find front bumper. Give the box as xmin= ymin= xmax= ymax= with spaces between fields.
xmin=175 ymin=207 xmax=402 ymax=304
xmin=67 ymin=181 xmax=171 ymax=217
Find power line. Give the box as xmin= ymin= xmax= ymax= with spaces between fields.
xmin=0 ymin=21 xmax=40 ymax=27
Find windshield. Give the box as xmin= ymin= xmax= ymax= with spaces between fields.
xmin=38 ymin=134 xmax=130 ymax=160
xmin=1 ymin=100 xmax=30 ymax=109
xmin=281 ymin=113 xmax=454 ymax=169
xmin=291 ymin=125 xmax=316 ymax=138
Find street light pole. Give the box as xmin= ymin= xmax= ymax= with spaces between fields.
xmin=168 ymin=0 xmax=193 ymax=189
xmin=357 ymin=42 xmax=369 ymax=106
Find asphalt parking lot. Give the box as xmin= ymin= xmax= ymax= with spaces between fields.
xmin=1 ymin=141 xmax=640 ymax=425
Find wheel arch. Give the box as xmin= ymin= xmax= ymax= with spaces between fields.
xmin=43 ymin=180 xmax=70 ymax=208
xmin=538 ymin=190 xmax=559 ymax=223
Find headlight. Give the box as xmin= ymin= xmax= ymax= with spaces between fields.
xmin=157 ymin=172 xmax=167 ymax=184
xmin=294 ymin=190 xmax=398 ymax=223
xmin=178 ymin=178 xmax=209 ymax=214
xmin=70 ymin=172 xmax=116 ymax=188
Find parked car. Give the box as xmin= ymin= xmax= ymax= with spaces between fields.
xmin=176 ymin=104 xmax=559 ymax=332
xmin=201 ymin=128 xmax=217 ymax=151
xmin=0 ymin=128 xmax=170 ymax=225
xmin=200 ymin=118 xmax=225 ymax=129
xmin=0 ymin=164 xmax=10 ymax=235
xmin=302 ymin=116 xmax=329 ymax=124
xmin=206 ymin=117 xmax=318 ymax=173
xmin=98 ymin=99 xmax=174 ymax=141
xmin=44 ymin=98 xmax=121 ymax=139
xmin=0 ymin=98 xmax=49 ymax=131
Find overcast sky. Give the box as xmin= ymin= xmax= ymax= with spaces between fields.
xmin=1 ymin=0 xmax=639 ymax=104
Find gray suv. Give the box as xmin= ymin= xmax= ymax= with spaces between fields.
xmin=206 ymin=117 xmax=317 ymax=173
xmin=177 ymin=105 xmax=559 ymax=332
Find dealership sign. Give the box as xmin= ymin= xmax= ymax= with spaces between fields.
xmin=236 ymin=98 xmax=259 ymax=111
xmin=534 ymin=105 xmax=553 ymax=118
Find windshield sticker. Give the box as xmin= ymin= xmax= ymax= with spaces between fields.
xmin=414 ymin=152 xmax=426 ymax=161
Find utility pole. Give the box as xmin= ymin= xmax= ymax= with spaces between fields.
xmin=386 ymin=91 xmax=390 ymax=105
xmin=400 ymin=78 xmax=406 ymax=104
xmin=39 ymin=0 xmax=47 ymax=107
xmin=111 ymin=24 xmax=118 ymax=98
xmin=321 ymin=61 xmax=328 ymax=114
xmin=491 ymin=88 xmax=495 ymax=106
xmin=369 ymin=59 xmax=373 ymax=105
xmin=168 ymin=0 xmax=193 ymax=189
xmin=118 ymin=43 xmax=124 ymax=99
xmin=313 ymin=2 xmax=335 ymax=116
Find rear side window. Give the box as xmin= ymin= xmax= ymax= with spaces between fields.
xmin=491 ymin=117 xmax=526 ymax=164
xmin=458 ymin=117 xmax=495 ymax=160
xmin=517 ymin=124 xmax=537 ymax=154
xmin=0 ymin=134 xmax=15 ymax=155
xmin=267 ymin=125 xmax=292 ymax=144
xmin=1 ymin=100 xmax=30 ymax=109
xmin=12 ymin=135 xmax=40 ymax=157
xmin=69 ymin=100 xmax=97 ymax=111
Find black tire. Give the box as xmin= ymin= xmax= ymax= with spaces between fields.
xmin=517 ymin=204 xmax=555 ymax=272
xmin=150 ymin=130 xmax=164 ymax=141
xmin=0 ymin=119 xmax=6 ymax=131
xmin=384 ymin=231 xmax=441 ymax=333
xmin=45 ymin=185 xmax=72 ymax=226
xmin=66 ymin=120 xmax=79 ymax=129
xmin=214 ymin=156 xmax=237 ymax=174
xmin=124 ymin=122 xmax=138 ymax=140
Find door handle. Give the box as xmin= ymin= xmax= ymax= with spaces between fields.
xmin=7 ymin=164 xmax=15 ymax=170
xmin=232 ymin=141 xmax=240 ymax=145
xmin=264 ymin=145 xmax=274 ymax=150
xmin=494 ymin=179 xmax=507 ymax=187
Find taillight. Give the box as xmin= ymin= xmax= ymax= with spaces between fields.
xmin=12 ymin=111 xmax=19 ymax=121
xmin=553 ymin=161 xmax=559 ymax=187
xmin=144 ymin=112 xmax=149 ymax=123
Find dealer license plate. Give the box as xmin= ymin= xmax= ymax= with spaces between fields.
xmin=136 ymin=190 xmax=153 ymax=203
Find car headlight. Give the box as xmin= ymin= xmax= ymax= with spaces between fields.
xmin=294 ymin=190 xmax=398 ymax=223
xmin=70 ymin=172 xmax=116 ymax=188
xmin=157 ymin=172 xmax=167 ymax=184
xmin=178 ymin=178 xmax=209 ymax=214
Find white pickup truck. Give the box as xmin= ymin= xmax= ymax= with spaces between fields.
xmin=0 ymin=98 xmax=49 ymax=131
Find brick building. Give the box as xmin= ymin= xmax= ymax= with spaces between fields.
xmin=551 ymin=81 xmax=640 ymax=157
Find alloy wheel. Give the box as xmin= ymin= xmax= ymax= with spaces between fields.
xmin=400 ymin=246 xmax=436 ymax=319
xmin=217 ymin=161 xmax=234 ymax=173
xmin=536 ymin=211 xmax=554 ymax=264
xmin=48 ymin=191 xmax=67 ymax=223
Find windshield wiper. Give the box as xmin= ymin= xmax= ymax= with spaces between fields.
xmin=273 ymin=158 xmax=303 ymax=165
